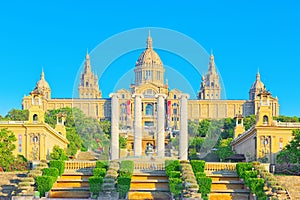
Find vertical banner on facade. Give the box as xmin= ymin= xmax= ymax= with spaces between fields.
xmin=18 ymin=134 xmax=22 ymax=153
xmin=167 ymin=100 xmax=171 ymax=128
xmin=127 ymin=100 xmax=131 ymax=116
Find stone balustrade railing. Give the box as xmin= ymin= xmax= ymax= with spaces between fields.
xmin=134 ymin=162 xmax=165 ymax=170
xmin=64 ymin=161 xmax=96 ymax=170
xmin=205 ymin=162 xmax=237 ymax=172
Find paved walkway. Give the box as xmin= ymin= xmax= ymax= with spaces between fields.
xmin=0 ymin=172 xmax=27 ymax=199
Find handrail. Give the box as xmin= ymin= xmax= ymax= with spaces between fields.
xmin=134 ymin=161 xmax=165 ymax=170
xmin=205 ymin=162 xmax=237 ymax=172
xmin=64 ymin=161 xmax=96 ymax=170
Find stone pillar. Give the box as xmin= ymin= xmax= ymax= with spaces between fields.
xmin=110 ymin=93 xmax=120 ymax=160
xmin=156 ymin=94 xmax=167 ymax=157
xmin=179 ymin=94 xmax=189 ymax=160
xmin=133 ymin=94 xmax=143 ymax=157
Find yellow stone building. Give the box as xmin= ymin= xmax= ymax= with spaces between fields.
xmin=0 ymin=89 xmax=68 ymax=161
xmin=231 ymin=90 xmax=299 ymax=164
xmin=22 ymin=34 xmax=279 ymax=130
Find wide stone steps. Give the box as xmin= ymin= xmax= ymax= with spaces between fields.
xmin=49 ymin=173 xmax=91 ymax=198
xmin=208 ymin=173 xmax=250 ymax=200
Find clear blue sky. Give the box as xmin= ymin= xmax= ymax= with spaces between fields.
xmin=0 ymin=1 xmax=300 ymax=117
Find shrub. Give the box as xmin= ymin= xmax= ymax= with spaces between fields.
xmin=169 ymin=171 xmax=181 ymax=178
xmin=169 ymin=178 xmax=183 ymax=197
xmin=120 ymin=160 xmax=134 ymax=173
xmin=165 ymin=160 xmax=180 ymax=176
xmin=236 ymin=163 xmax=252 ymax=179
xmin=89 ymin=176 xmax=103 ymax=195
xmin=190 ymin=160 xmax=205 ymax=173
xmin=42 ymin=167 xmax=59 ymax=182
xmin=248 ymin=178 xmax=264 ymax=195
xmin=96 ymin=160 xmax=109 ymax=170
xmin=36 ymin=176 xmax=56 ymax=197
xmin=197 ymin=177 xmax=212 ymax=198
xmin=50 ymin=160 xmax=65 ymax=176
xmin=195 ymin=172 xmax=206 ymax=178
xmin=118 ymin=177 xmax=131 ymax=199
xmin=244 ymin=170 xmax=258 ymax=186
xmin=93 ymin=168 xmax=106 ymax=177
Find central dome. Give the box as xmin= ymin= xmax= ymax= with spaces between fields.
xmin=136 ymin=33 xmax=163 ymax=67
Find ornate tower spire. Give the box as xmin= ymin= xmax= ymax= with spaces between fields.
xmin=79 ymin=52 xmax=102 ymax=99
xmin=146 ymin=30 xmax=153 ymax=49
xmin=198 ymin=52 xmax=221 ymax=100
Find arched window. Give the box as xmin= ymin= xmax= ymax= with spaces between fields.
xmin=263 ymin=115 xmax=269 ymax=125
xmin=146 ymin=104 xmax=153 ymax=116
xmin=86 ymin=82 xmax=88 ymax=87
xmin=33 ymin=114 xmax=38 ymax=122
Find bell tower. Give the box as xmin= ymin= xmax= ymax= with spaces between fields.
xmin=78 ymin=52 xmax=102 ymax=99
xmin=198 ymin=53 xmax=221 ymax=100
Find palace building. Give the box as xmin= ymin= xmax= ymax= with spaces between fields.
xmin=22 ymin=33 xmax=279 ymax=131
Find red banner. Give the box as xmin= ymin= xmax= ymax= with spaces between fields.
xmin=127 ymin=100 xmax=131 ymax=116
xmin=167 ymin=100 xmax=171 ymax=116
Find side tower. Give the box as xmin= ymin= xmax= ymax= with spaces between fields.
xmin=198 ymin=53 xmax=221 ymax=100
xmin=78 ymin=52 xmax=102 ymax=99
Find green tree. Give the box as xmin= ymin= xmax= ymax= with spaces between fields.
xmin=244 ymin=115 xmax=256 ymax=130
xmin=66 ymin=128 xmax=82 ymax=156
xmin=0 ymin=128 xmax=17 ymax=170
xmin=50 ymin=145 xmax=69 ymax=161
xmin=197 ymin=119 xmax=211 ymax=137
xmin=119 ymin=136 xmax=127 ymax=149
xmin=215 ymin=138 xmax=234 ymax=161
xmin=274 ymin=115 xmax=300 ymax=123
xmin=4 ymin=109 xmax=29 ymax=121
xmin=221 ymin=118 xmax=235 ymax=139
xmin=99 ymin=120 xmax=111 ymax=136
xmin=277 ymin=129 xmax=300 ymax=164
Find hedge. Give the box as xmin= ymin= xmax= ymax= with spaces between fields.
xmin=165 ymin=160 xmax=180 ymax=176
xmin=36 ymin=176 xmax=56 ymax=197
xmin=93 ymin=168 xmax=106 ymax=178
xmin=42 ymin=167 xmax=59 ymax=182
xmin=50 ymin=160 xmax=65 ymax=176
xmin=118 ymin=177 xmax=131 ymax=199
xmin=169 ymin=171 xmax=181 ymax=179
xmin=197 ymin=177 xmax=212 ymax=198
xmin=190 ymin=160 xmax=205 ymax=174
xmin=236 ymin=163 xmax=252 ymax=179
xmin=96 ymin=160 xmax=110 ymax=170
xmin=195 ymin=172 xmax=206 ymax=179
xmin=118 ymin=160 xmax=134 ymax=199
xmin=244 ymin=170 xmax=258 ymax=186
xmin=248 ymin=178 xmax=264 ymax=196
xmin=88 ymin=176 xmax=104 ymax=195
xmin=169 ymin=178 xmax=183 ymax=196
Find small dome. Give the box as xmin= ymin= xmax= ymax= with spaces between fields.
xmin=36 ymin=70 xmax=50 ymax=90
xmin=250 ymin=72 xmax=264 ymax=90
xmin=136 ymin=34 xmax=163 ymax=67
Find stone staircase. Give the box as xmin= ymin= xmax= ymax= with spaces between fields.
xmin=208 ymin=173 xmax=250 ymax=200
xmin=49 ymin=172 xmax=92 ymax=198
xmin=276 ymin=175 xmax=300 ymax=200
xmin=128 ymin=170 xmax=172 ymax=200
xmin=0 ymin=172 xmax=27 ymax=199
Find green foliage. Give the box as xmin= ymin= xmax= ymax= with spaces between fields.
xmin=88 ymin=176 xmax=103 ymax=195
xmin=248 ymin=178 xmax=264 ymax=196
xmin=190 ymin=160 xmax=205 ymax=173
xmin=165 ymin=160 xmax=180 ymax=176
xmin=49 ymin=160 xmax=65 ymax=176
xmin=277 ymin=129 xmax=300 ymax=164
xmin=118 ymin=160 xmax=134 ymax=198
xmin=118 ymin=177 xmax=131 ymax=199
xmin=93 ymin=168 xmax=106 ymax=177
xmin=236 ymin=163 xmax=253 ymax=179
xmin=215 ymin=138 xmax=234 ymax=161
xmin=99 ymin=120 xmax=111 ymax=135
xmin=244 ymin=115 xmax=257 ymax=130
xmin=244 ymin=170 xmax=258 ymax=186
xmin=274 ymin=115 xmax=300 ymax=122
xmin=0 ymin=128 xmax=17 ymax=171
xmin=197 ymin=177 xmax=212 ymax=197
xmin=42 ymin=167 xmax=59 ymax=182
xmin=5 ymin=154 xmax=28 ymax=171
xmin=191 ymin=137 xmax=205 ymax=151
xmin=36 ymin=176 xmax=56 ymax=197
xmin=119 ymin=136 xmax=127 ymax=149
xmin=66 ymin=127 xmax=82 ymax=156
xmin=169 ymin=171 xmax=181 ymax=178
xmin=50 ymin=145 xmax=69 ymax=161
xmin=4 ymin=109 xmax=29 ymax=121
xmin=197 ymin=119 xmax=211 ymax=137
xmin=96 ymin=160 xmax=109 ymax=169
xmin=169 ymin=178 xmax=183 ymax=196
xmin=195 ymin=172 xmax=206 ymax=178
xmin=221 ymin=118 xmax=235 ymax=139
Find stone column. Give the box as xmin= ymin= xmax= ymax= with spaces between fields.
xmin=110 ymin=93 xmax=119 ymax=160
xmin=156 ymin=94 xmax=167 ymax=157
xmin=133 ymin=94 xmax=143 ymax=157
xmin=179 ymin=94 xmax=189 ymax=160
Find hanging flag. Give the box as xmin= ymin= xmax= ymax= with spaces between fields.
xmin=127 ymin=100 xmax=131 ymax=116
xmin=167 ymin=100 xmax=171 ymax=116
